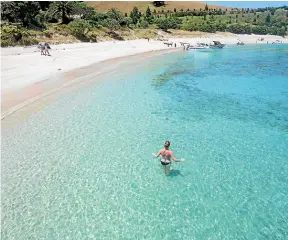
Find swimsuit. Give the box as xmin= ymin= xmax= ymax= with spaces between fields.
xmin=160 ymin=150 xmax=171 ymax=165
xmin=161 ymin=161 xmax=170 ymax=166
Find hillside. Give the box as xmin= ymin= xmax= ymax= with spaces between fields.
xmin=85 ymin=1 xmax=228 ymax=14
xmin=1 ymin=1 xmax=287 ymax=47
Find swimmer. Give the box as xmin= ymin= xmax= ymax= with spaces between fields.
xmin=152 ymin=141 xmax=184 ymax=175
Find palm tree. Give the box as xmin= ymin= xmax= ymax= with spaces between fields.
xmin=48 ymin=1 xmax=78 ymax=24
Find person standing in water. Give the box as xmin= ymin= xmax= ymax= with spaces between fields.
xmin=152 ymin=141 xmax=184 ymax=175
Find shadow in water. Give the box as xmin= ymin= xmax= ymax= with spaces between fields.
xmin=169 ymin=169 xmax=184 ymax=177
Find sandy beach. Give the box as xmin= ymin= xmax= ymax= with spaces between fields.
xmin=1 ymin=34 xmax=287 ymax=118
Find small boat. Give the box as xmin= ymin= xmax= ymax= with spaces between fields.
xmin=237 ymin=42 xmax=244 ymax=45
xmin=209 ymin=41 xmax=226 ymax=49
xmin=272 ymin=40 xmax=282 ymax=44
xmin=188 ymin=43 xmax=210 ymax=50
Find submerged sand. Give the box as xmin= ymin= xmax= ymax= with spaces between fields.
xmin=1 ymin=35 xmax=287 ymax=120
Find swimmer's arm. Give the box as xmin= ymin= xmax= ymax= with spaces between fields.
xmin=152 ymin=150 xmax=161 ymax=158
xmin=171 ymin=152 xmax=185 ymax=162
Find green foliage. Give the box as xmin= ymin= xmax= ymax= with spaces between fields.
xmin=146 ymin=7 xmax=152 ymax=18
xmin=0 ymin=23 xmax=39 ymax=47
xmin=199 ymin=23 xmax=216 ymax=33
xmin=18 ymin=37 xmax=38 ymax=46
xmin=130 ymin=7 xmax=141 ymax=24
xmin=215 ymin=22 xmax=227 ymax=31
xmin=1 ymin=2 xmax=287 ymax=46
xmin=1 ymin=39 xmax=14 ymax=47
xmin=100 ymin=18 xmax=121 ymax=30
xmin=107 ymin=8 xmax=123 ymax=21
xmin=155 ymin=18 xmax=169 ymax=31
xmin=252 ymin=25 xmax=268 ymax=35
xmin=155 ymin=17 xmax=178 ymax=31
xmin=68 ymin=19 xmax=92 ymax=40
xmin=265 ymin=14 xmax=271 ymax=24
xmin=227 ymin=24 xmax=251 ymax=34
xmin=138 ymin=20 xmax=149 ymax=29
xmin=47 ymin=1 xmax=82 ymax=24
xmin=43 ymin=29 xmax=53 ymax=38
xmin=120 ymin=17 xmax=133 ymax=27
xmin=74 ymin=2 xmax=96 ymax=20
xmin=86 ymin=31 xmax=98 ymax=42
xmin=145 ymin=6 xmax=153 ymax=23
xmin=1 ymin=1 xmax=41 ymax=27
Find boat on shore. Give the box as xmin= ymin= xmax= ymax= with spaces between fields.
xmin=188 ymin=43 xmax=210 ymax=50
xmin=209 ymin=41 xmax=226 ymax=49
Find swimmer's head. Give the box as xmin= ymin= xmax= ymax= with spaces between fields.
xmin=164 ymin=141 xmax=170 ymax=148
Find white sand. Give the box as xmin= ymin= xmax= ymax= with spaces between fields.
xmin=1 ymin=35 xmax=287 ymax=93
xmin=1 ymin=40 xmax=170 ymax=92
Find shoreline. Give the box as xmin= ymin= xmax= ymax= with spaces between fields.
xmin=1 ymin=47 xmax=180 ymax=122
xmin=1 ymin=34 xmax=287 ymax=120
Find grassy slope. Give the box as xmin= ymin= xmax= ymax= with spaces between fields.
xmin=2 ymin=2 xmax=286 ymax=47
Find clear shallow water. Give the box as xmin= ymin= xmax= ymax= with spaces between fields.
xmin=2 ymin=45 xmax=288 ymax=240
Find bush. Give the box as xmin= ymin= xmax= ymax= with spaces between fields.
xmin=0 ymin=24 xmax=21 ymax=40
xmin=251 ymin=25 xmax=268 ymax=35
xmin=227 ymin=24 xmax=251 ymax=34
xmin=215 ymin=23 xmax=227 ymax=32
xmin=155 ymin=18 xmax=178 ymax=31
xmin=120 ymin=17 xmax=133 ymax=27
xmin=100 ymin=18 xmax=121 ymax=30
xmin=138 ymin=20 xmax=149 ymax=29
xmin=199 ymin=23 xmax=216 ymax=33
xmin=1 ymin=39 xmax=13 ymax=47
xmin=18 ymin=37 xmax=38 ymax=46
xmin=68 ymin=19 xmax=92 ymax=40
xmin=86 ymin=31 xmax=98 ymax=42
xmin=43 ymin=30 xmax=53 ymax=38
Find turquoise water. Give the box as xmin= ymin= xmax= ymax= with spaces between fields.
xmin=2 ymin=45 xmax=288 ymax=240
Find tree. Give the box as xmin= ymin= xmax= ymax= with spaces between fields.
xmin=68 ymin=19 xmax=92 ymax=40
xmin=47 ymin=1 xmax=80 ymax=24
xmin=107 ymin=8 xmax=123 ymax=21
xmin=145 ymin=6 xmax=153 ymax=23
xmin=146 ymin=6 xmax=152 ymax=18
xmin=174 ymin=8 xmax=177 ymax=13
xmin=265 ymin=14 xmax=271 ymax=24
xmin=74 ymin=2 xmax=96 ymax=20
xmin=130 ymin=7 xmax=141 ymax=24
xmin=205 ymin=4 xmax=208 ymax=11
xmin=1 ymin=1 xmax=41 ymax=26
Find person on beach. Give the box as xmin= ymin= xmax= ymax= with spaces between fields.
xmin=38 ymin=42 xmax=51 ymax=56
xmin=152 ymin=141 xmax=184 ymax=175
